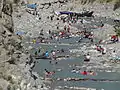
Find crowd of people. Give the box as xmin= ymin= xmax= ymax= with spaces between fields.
xmin=21 ymin=2 xmax=120 ymax=87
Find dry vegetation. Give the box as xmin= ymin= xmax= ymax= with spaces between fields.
xmin=73 ymin=0 xmax=120 ymax=10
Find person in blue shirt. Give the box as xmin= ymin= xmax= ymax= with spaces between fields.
xmin=45 ymin=51 xmax=49 ymax=57
xmin=27 ymin=3 xmax=37 ymax=10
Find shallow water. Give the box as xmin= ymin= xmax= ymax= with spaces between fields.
xmin=23 ymin=33 xmax=120 ymax=90
xmin=32 ymin=38 xmax=120 ymax=90
xmin=33 ymin=56 xmax=120 ymax=90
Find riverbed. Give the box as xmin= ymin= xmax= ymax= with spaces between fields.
xmin=22 ymin=16 xmax=120 ymax=90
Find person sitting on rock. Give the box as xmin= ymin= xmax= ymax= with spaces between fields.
xmin=88 ymin=71 xmax=96 ymax=75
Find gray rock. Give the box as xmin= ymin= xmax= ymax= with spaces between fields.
xmin=0 ymin=0 xmax=3 ymax=17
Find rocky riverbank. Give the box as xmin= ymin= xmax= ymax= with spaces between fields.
xmin=0 ymin=0 xmax=48 ymax=90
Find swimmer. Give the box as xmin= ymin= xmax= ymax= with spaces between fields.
xmin=44 ymin=69 xmax=55 ymax=76
xmin=49 ymin=60 xmax=52 ymax=64
xmin=55 ymin=62 xmax=58 ymax=64
xmin=80 ymin=71 xmax=96 ymax=76
xmin=75 ymin=70 xmax=79 ymax=73
xmin=64 ymin=78 xmax=67 ymax=81
xmin=55 ymin=45 xmax=57 ymax=48
xmin=88 ymin=71 xmax=96 ymax=75
xmin=57 ymin=78 xmax=62 ymax=81
xmin=57 ymin=68 xmax=62 ymax=72
xmin=71 ymin=69 xmax=76 ymax=73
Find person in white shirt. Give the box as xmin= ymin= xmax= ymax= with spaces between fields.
xmin=50 ymin=50 xmax=56 ymax=60
xmin=102 ymin=47 xmax=106 ymax=55
xmin=84 ymin=53 xmax=90 ymax=62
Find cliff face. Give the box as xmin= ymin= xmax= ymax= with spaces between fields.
xmin=1 ymin=0 xmax=14 ymax=32
xmin=0 ymin=0 xmax=14 ymax=61
xmin=0 ymin=0 xmax=23 ymax=89
xmin=0 ymin=1 xmax=45 ymax=89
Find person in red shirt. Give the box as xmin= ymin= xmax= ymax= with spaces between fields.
xmin=44 ymin=69 xmax=55 ymax=76
xmin=81 ymin=71 xmax=88 ymax=75
xmin=111 ymin=35 xmax=119 ymax=43
xmin=81 ymin=71 xmax=96 ymax=76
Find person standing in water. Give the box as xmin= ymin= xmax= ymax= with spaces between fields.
xmin=84 ymin=53 xmax=90 ymax=62
xmin=45 ymin=51 xmax=49 ymax=57
xmin=51 ymin=50 xmax=56 ymax=60
xmin=50 ymin=50 xmax=58 ymax=64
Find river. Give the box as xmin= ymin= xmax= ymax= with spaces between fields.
xmin=22 ymin=16 xmax=120 ymax=90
